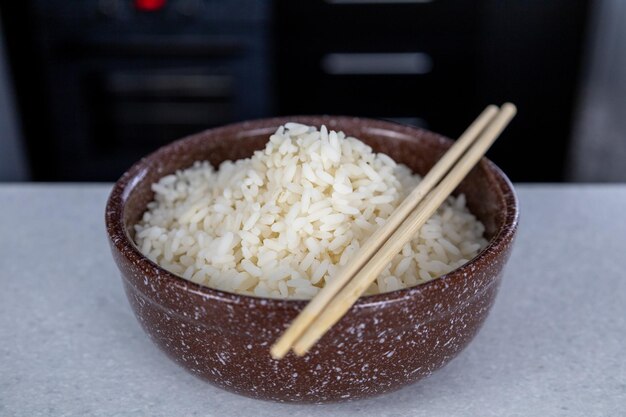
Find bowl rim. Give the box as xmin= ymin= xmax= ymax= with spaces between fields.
xmin=105 ymin=115 xmax=519 ymax=309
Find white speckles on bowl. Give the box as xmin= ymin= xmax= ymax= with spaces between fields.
xmin=105 ymin=116 xmax=518 ymax=403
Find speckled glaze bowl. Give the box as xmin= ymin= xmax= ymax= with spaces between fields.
xmin=105 ymin=116 xmax=518 ymax=403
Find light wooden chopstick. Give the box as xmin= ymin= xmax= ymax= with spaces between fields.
xmin=292 ymin=103 xmax=516 ymax=356
xmin=270 ymin=104 xmax=501 ymax=360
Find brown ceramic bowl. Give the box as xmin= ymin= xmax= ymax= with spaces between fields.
xmin=105 ymin=116 xmax=518 ymax=403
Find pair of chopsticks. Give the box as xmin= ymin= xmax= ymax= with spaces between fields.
xmin=270 ymin=103 xmax=517 ymax=360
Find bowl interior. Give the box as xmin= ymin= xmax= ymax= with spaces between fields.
xmin=119 ymin=116 xmax=511 ymax=292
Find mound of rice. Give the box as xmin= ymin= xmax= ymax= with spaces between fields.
xmin=134 ymin=123 xmax=487 ymax=299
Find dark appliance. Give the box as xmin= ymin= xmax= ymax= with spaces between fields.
xmin=2 ymin=0 xmax=273 ymax=180
xmin=2 ymin=0 xmax=589 ymax=181
xmin=274 ymin=0 xmax=591 ymax=182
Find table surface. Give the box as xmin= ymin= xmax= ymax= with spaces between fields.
xmin=0 ymin=184 xmax=625 ymax=417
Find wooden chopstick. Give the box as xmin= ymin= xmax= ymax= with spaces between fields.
xmin=292 ymin=103 xmax=517 ymax=356
xmin=270 ymin=105 xmax=501 ymax=360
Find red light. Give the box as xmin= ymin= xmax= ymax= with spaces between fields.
xmin=134 ymin=0 xmax=166 ymax=12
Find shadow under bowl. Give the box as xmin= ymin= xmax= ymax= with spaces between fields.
xmin=105 ymin=116 xmax=518 ymax=403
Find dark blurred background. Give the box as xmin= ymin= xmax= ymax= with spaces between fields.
xmin=0 ymin=0 xmax=623 ymax=183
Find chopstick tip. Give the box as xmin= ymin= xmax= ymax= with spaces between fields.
xmin=501 ymin=102 xmax=517 ymax=115
xmin=486 ymin=104 xmax=499 ymax=112
xmin=270 ymin=344 xmax=287 ymax=360
xmin=292 ymin=343 xmax=310 ymax=357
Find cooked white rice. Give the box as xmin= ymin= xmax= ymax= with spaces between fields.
xmin=134 ymin=123 xmax=487 ymax=299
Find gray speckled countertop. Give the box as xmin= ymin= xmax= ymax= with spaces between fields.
xmin=0 ymin=184 xmax=625 ymax=416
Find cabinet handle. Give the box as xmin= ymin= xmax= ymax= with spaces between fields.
xmin=321 ymin=53 xmax=433 ymax=75
xmin=325 ymin=0 xmax=433 ymax=4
